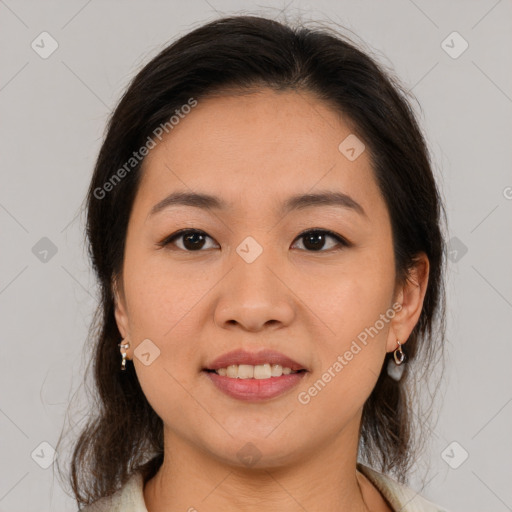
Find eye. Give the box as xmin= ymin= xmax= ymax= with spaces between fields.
xmin=158 ymin=229 xmax=218 ymax=251
xmin=291 ymin=229 xmax=349 ymax=252
xmin=158 ymin=228 xmax=350 ymax=253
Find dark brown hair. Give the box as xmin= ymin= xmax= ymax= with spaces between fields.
xmin=56 ymin=14 xmax=447 ymax=507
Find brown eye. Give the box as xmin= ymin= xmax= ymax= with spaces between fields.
xmin=292 ymin=229 xmax=349 ymax=252
xmin=159 ymin=229 xmax=218 ymax=251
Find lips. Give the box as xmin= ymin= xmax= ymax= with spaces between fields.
xmin=204 ymin=348 xmax=307 ymax=373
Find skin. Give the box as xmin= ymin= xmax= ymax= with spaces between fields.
xmin=113 ymin=88 xmax=429 ymax=512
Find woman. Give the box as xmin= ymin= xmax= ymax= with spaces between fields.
xmin=64 ymin=15 xmax=449 ymax=512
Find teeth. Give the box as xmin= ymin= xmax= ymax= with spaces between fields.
xmin=254 ymin=363 xmax=271 ymax=379
xmin=270 ymin=364 xmax=282 ymax=377
xmin=213 ymin=363 xmax=299 ymax=379
xmin=238 ymin=364 xmax=254 ymax=379
xmin=227 ymin=365 xmax=238 ymax=378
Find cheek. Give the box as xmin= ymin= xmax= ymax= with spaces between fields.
xmin=122 ymin=252 xmax=209 ymax=404
xmin=123 ymin=248 xmax=211 ymax=337
xmin=297 ymin=249 xmax=395 ymax=343
xmin=294 ymin=273 xmax=392 ymax=425
xmin=297 ymin=252 xmax=394 ymax=398
xmin=124 ymin=262 xmax=206 ymax=427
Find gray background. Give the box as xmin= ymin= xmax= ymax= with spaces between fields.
xmin=1 ymin=1 xmax=511 ymax=511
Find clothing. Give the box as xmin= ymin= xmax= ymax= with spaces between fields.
xmin=79 ymin=463 xmax=450 ymax=511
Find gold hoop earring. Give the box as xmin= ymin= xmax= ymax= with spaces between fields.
xmin=393 ymin=340 xmax=405 ymax=365
xmin=118 ymin=340 xmax=130 ymax=371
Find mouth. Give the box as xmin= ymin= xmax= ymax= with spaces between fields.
xmin=202 ymin=349 xmax=308 ymax=401
xmin=204 ymin=364 xmax=306 ymax=379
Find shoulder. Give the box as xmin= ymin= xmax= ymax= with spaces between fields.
xmin=78 ymin=472 xmax=147 ymax=512
xmin=357 ymin=463 xmax=452 ymax=512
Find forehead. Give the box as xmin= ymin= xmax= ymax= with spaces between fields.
xmin=136 ymin=89 xmax=386 ymax=222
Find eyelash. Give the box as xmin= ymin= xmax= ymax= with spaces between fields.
xmin=157 ymin=228 xmax=351 ymax=253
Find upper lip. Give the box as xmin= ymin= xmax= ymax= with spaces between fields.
xmin=204 ymin=349 xmax=307 ymax=372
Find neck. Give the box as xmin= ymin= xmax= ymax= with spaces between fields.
xmin=143 ymin=417 xmax=374 ymax=512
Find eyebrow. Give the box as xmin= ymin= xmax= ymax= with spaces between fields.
xmin=149 ymin=190 xmax=367 ymax=218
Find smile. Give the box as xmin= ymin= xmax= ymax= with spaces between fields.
xmin=207 ymin=363 xmax=302 ymax=379
xmin=203 ymin=367 xmax=307 ymax=402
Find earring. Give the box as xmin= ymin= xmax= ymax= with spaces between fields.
xmin=393 ymin=340 xmax=405 ymax=365
xmin=387 ymin=340 xmax=405 ymax=381
xmin=118 ymin=340 xmax=130 ymax=371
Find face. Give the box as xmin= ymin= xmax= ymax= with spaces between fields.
xmin=114 ymin=88 xmax=427 ymax=468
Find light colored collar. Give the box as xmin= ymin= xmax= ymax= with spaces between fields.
xmin=357 ymin=463 xmax=451 ymax=512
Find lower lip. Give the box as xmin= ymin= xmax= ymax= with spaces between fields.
xmin=204 ymin=371 xmax=306 ymax=401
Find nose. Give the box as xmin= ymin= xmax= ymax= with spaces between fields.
xmin=213 ymin=248 xmax=296 ymax=332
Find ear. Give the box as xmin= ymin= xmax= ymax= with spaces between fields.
xmin=112 ymin=276 xmax=131 ymax=347
xmin=386 ymin=253 xmax=430 ymax=353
